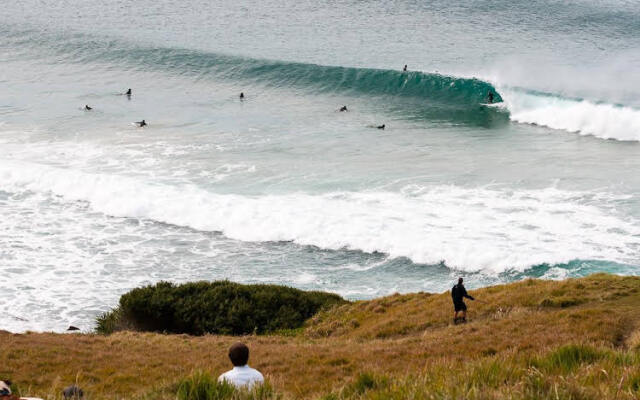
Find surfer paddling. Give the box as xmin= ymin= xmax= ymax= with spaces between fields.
xmin=84 ymin=105 xmax=92 ymax=111
xmin=339 ymin=105 xmax=348 ymax=112
xmin=135 ymin=119 xmax=147 ymax=127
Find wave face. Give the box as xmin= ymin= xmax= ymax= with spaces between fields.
xmin=4 ymin=28 xmax=501 ymax=107
xmin=1 ymin=160 xmax=637 ymax=274
xmin=501 ymin=88 xmax=640 ymax=141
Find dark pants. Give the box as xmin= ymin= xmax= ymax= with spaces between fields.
xmin=454 ymin=300 xmax=467 ymax=312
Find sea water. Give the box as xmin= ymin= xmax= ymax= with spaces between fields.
xmin=1 ymin=0 xmax=639 ymax=332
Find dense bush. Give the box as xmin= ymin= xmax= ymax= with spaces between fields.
xmin=96 ymin=281 xmax=346 ymax=335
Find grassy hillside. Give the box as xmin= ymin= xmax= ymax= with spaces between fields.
xmin=2 ymin=274 xmax=640 ymax=399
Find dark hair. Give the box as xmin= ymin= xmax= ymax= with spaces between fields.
xmin=458 ymin=277 xmax=463 ymax=284
xmin=228 ymin=342 xmax=250 ymax=366
xmin=63 ymin=384 xmax=84 ymax=399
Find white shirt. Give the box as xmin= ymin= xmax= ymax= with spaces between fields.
xmin=218 ymin=365 xmax=264 ymax=389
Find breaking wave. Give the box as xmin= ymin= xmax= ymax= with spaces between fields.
xmin=0 ymin=159 xmax=637 ymax=273
xmin=501 ymin=88 xmax=640 ymax=141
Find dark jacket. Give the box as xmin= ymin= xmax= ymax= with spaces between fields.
xmin=451 ymin=283 xmax=474 ymax=303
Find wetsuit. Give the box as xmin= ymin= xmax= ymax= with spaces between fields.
xmin=451 ymin=283 xmax=474 ymax=311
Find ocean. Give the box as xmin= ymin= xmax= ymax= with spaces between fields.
xmin=1 ymin=0 xmax=639 ymax=332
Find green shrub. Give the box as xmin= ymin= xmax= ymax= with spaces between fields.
xmin=96 ymin=281 xmax=346 ymax=335
xmin=95 ymin=306 xmax=133 ymax=334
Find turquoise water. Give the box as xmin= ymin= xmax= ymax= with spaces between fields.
xmin=1 ymin=0 xmax=639 ymax=332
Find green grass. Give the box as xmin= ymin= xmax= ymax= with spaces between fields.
xmin=176 ymin=371 xmax=279 ymax=400
xmin=533 ymin=344 xmax=607 ymax=373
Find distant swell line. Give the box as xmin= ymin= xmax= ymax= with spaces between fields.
xmin=3 ymin=27 xmax=500 ymax=106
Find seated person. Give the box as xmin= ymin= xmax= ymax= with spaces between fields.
xmin=1 ymin=380 xmax=44 ymax=400
xmin=62 ymin=385 xmax=83 ymax=399
xmin=218 ymin=343 xmax=264 ymax=389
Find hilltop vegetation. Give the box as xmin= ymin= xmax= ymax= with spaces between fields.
xmin=2 ymin=274 xmax=640 ymax=399
xmin=96 ymin=280 xmax=346 ymax=335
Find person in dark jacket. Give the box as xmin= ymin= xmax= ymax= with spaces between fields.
xmin=451 ymin=277 xmax=474 ymax=323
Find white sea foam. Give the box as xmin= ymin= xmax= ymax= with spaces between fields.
xmin=1 ymin=159 xmax=637 ymax=273
xmin=502 ymin=89 xmax=640 ymax=141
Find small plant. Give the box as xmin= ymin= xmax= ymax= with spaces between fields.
xmin=340 ymin=372 xmax=388 ymax=397
xmin=352 ymin=373 xmax=376 ymax=394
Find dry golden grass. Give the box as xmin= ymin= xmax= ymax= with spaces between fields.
xmin=2 ymin=273 xmax=640 ymax=399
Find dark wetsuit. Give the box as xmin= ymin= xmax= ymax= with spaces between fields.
xmin=451 ymin=283 xmax=474 ymax=311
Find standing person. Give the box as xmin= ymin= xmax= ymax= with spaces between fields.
xmin=487 ymin=90 xmax=494 ymax=104
xmin=403 ymin=64 xmax=408 ymax=72
xmin=218 ymin=343 xmax=264 ymax=389
xmin=451 ymin=277 xmax=474 ymax=324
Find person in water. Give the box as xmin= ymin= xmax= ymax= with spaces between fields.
xmin=84 ymin=105 xmax=92 ymax=111
xmin=377 ymin=124 xmax=385 ymax=129
xmin=240 ymin=92 xmax=245 ymax=100
xmin=135 ymin=119 xmax=147 ymax=127
xmin=125 ymin=88 xmax=132 ymax=96
xmin=451 ymin=277 xmax=474 ymax=324
xmin=487 ymin=90 xmax=494 ymax=104
xmin=339 ymin=105 xmax=348 ymax=112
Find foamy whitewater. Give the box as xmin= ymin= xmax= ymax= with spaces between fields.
xmin=1 ymin=0 xmax=639 ymax=332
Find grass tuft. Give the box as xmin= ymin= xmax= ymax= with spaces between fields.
xmin=176 ymin=370 xmax=279 ymax=400
xmin=534 ymin=344 xmax=606 ymax=373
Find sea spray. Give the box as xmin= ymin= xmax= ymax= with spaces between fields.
xmin=501 ymin=88 xmax=640 ymax=141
